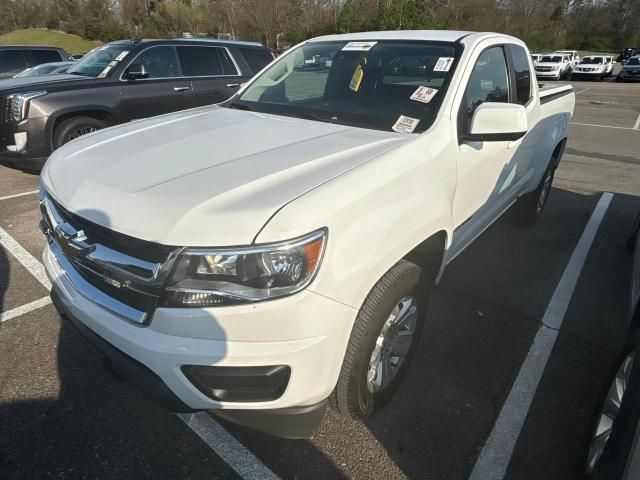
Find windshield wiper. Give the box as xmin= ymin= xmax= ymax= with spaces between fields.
xmin=227 ymin=102 xmax=252 ymax=111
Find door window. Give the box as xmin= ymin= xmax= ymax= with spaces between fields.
xmin=509 ymin=45 xmax=532 ymax=105
xmin=177 ymin=46 xmax=238 ymax=77
xmin=126 ymin=46 xmax=182 ymax=79
xmin=0 ymin=50 xmax=28 ymax=72
xmin=239 ymin=47 xmax=273 ymax=73
xmin=460 ymin=46 xmax=509 ymax=133
xmin=32 ymin=49 xmax=64 ymax=65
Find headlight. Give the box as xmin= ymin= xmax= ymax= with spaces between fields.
xmin=162 ymin=229 xmax=327 ymax=307
xmin=553 ymin=65 xmax=561 ymax=70
xmin=4 ymin=91 xmax=46 ymax=122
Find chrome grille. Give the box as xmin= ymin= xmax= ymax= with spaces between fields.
xmin=40 ymin=192 xmax=182 ymax=325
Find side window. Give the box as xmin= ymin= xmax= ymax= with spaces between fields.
xmin=32 ymin=49 xmax=64 ymax=65
xmin=0 ymin=50 xmax=29 ymax=73
xmin=509 ymin=45 xmax=532 ymax=106
xmin=127 ymin=46 xmax=181 ymax=79
xmin=239 ymin=47 xmax=273 ymax=73
xmin=177 ymin=46 xmax=238 ymax=77
xmin=461 ymin=46 xmax=509 ymax=132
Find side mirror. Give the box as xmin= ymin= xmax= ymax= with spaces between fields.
xmin=463 ymin=102 xmax=528 ymax=142
xmin=125 ymin=63 xmax=149 ymax=80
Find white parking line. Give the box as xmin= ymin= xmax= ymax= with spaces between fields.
xmin=1 ymin=296 xmax=51 ymax=323
xmin=575 ymin=87 xmax=591 ymax=95
xmin=179 ymin=413 xmax=281 ymax=480
xmin=0 ymin=190 xmax=38 ymax=202
xmin=0 ymin=226 xmax=51 ymax=290
xmin=0 ymin=225 xmax=277 ymax=480
xmin=571 ymin=122 xmax=639 ymax=131
xmin=469 ymin=192 xmax=613 ymax=480
xmin=633 ymin=112 xmax=640 ymax=130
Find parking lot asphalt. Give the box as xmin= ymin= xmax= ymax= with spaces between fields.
xmin=0 ymin=78 xmax=639 ymax=480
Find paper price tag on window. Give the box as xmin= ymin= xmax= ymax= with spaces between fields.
xmin=392 ymin=115 xmax=420 ymax=134
xmin=115 ymin=51 xmax=130 ymax=62
xmin=342 ymin=41 xmax=377 ymax=51
xmin=410 ymin=86 xmax=438 ymax=104
xmin=349 ymin=64 xmax=364 ymax=92
xmin=434 ymin=57 xmax=454 ymax=72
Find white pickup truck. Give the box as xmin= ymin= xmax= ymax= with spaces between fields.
xmin=40 ymin=30 xmax=575 ymax=438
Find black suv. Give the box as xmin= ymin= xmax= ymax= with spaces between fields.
xmin=0 ymin=38 xmax=273 ymax=169
xmin=0 ymin=45 xmax=70 ymax=79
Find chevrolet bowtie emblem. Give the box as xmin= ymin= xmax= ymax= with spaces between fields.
xmin=54 ymin=222 xmax=96 ymax=258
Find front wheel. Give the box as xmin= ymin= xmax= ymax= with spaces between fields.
xmin=53 ymin=116 xmax=110 ymax=149
xmin=331 ymin=260 xmax=424 ymax=419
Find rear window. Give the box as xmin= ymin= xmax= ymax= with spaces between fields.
xmin=178 ymin=46 xmax=238 ymax=77
xmin=239 ymin=47 xmax=273 ymax=73
xmin=31 ymin=49 xmax=64 ymax=65
xmin=0 ymin=50 xmax=29 ymax=73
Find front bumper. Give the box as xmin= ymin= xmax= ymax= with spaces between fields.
xmin=44 ymin=242 xmax=355 ymax=436
xmin=0 ymin=117 xmax=50 ymax=169
xmin=535 ymin=70 xmax=561 ymax=78
xmin=571 ymin=71 xmax=604 ymax=80
xmin=618 ymin=72 xmax=640 ymax=81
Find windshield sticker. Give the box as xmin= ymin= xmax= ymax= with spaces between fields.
xmin=392 ymin=115 xmax=420 ymax=134
xmin=434 ymin=57 xmax=455 ymax=72
xmin=115 ymin=51 xmax=130 ymax=61
xmin=410 ymin=86 xmax=438 ymax=104
xmin=97 ymin=65 xmax=112 ymax=79
xmin=349 ymin=64 xmax=364 ymax=92
xmin=342 ymin=41 xmax=377 ymax=52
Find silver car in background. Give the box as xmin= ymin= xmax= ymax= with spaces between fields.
xmin=586 ymin=213 xmax=640 ymax=479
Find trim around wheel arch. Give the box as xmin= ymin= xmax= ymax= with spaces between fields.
xmin=49 ymin=109 xmax=116 ymax=150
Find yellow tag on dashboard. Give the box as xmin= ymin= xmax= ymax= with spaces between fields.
xmin=349 ymin=64 xmax=364 ymax=92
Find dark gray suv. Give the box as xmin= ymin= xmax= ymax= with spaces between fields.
xmin=0 ymin=45 xmax=69 ymax=79
xmin=0 ymin=38 xmax=274 ymax=169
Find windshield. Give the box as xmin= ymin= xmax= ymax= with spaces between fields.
xmin=580 ymin=57 xmax=603 ymax=64
xmin=541 ymin=56 xmax=562 ymax=63
xmin=230 ymin=40 xmax=460 ymax=133
xmin=67 ymin=44 xmax=131 ymax=78
xmin=627 ymin=57 xmax=640 ymax=66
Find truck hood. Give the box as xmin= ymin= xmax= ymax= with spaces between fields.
xmin=42 ymin=106 xmax=409 ymax=246
xmin=575 ymin=64 xmax=604 ymax=69
xmin=536 ymin=62 xmax=562 ymax=67
xmin=0 ymin=74 xmax=91 ymax=91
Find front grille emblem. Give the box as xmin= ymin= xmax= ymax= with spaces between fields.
xmin=53 ymin=222 xmax=96 ymax=258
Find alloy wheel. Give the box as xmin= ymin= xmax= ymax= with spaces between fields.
xmin=587 ymin=352 xmax=635 ymax=473
xmin=367 ymin=296 xmax=418 ymax=393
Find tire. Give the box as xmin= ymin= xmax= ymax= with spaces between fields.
xmin=513 ymin=153 xmax=557 ymax=225
xmin=53 ymin=116 xmax=110 ymax=149
xmin=586 ymin=333 xmax=640 ymax=479
xmin=331 ymin=260 xmax=424 ymax=420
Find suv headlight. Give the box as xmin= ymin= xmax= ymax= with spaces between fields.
xmin=4 ymin=91 xmax=47 ymax=122
xmin=162 ymin=229 xmax=327 ymax=307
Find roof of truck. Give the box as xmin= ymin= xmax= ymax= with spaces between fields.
xmin=309 ymin=30 xmax=520 ymax=44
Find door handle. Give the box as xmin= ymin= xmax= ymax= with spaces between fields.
xmin=226 ymin=83 xmax=240 ymax=88
xmin=173 ymin=86 xmax=190 ymax=92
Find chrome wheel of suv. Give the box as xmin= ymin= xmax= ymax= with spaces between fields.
xmin=367 ymin=296 xmax=417 ymax=393
xmin=587 ymin=352 xmax=635 ymax=473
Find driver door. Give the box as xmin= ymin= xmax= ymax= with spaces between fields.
xmin=448 ymin=45 xmax=519 ymax=260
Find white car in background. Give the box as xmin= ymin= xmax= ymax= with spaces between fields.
xmin=556 ymin=49 xmax=580 ymax=68
xmin=531 ymin=53 xmax=544 ymax=64
xmin=535 ymin=54 xmax=572 ymax=80
xmin=571 ymin=56 xmax=612 ymax=81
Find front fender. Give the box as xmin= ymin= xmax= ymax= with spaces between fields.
xmin=256 ymin=138 xmax=456 ymax=310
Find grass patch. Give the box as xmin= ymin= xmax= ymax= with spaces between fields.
xmin=0 ymin=28 xmax=102 ymax=54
